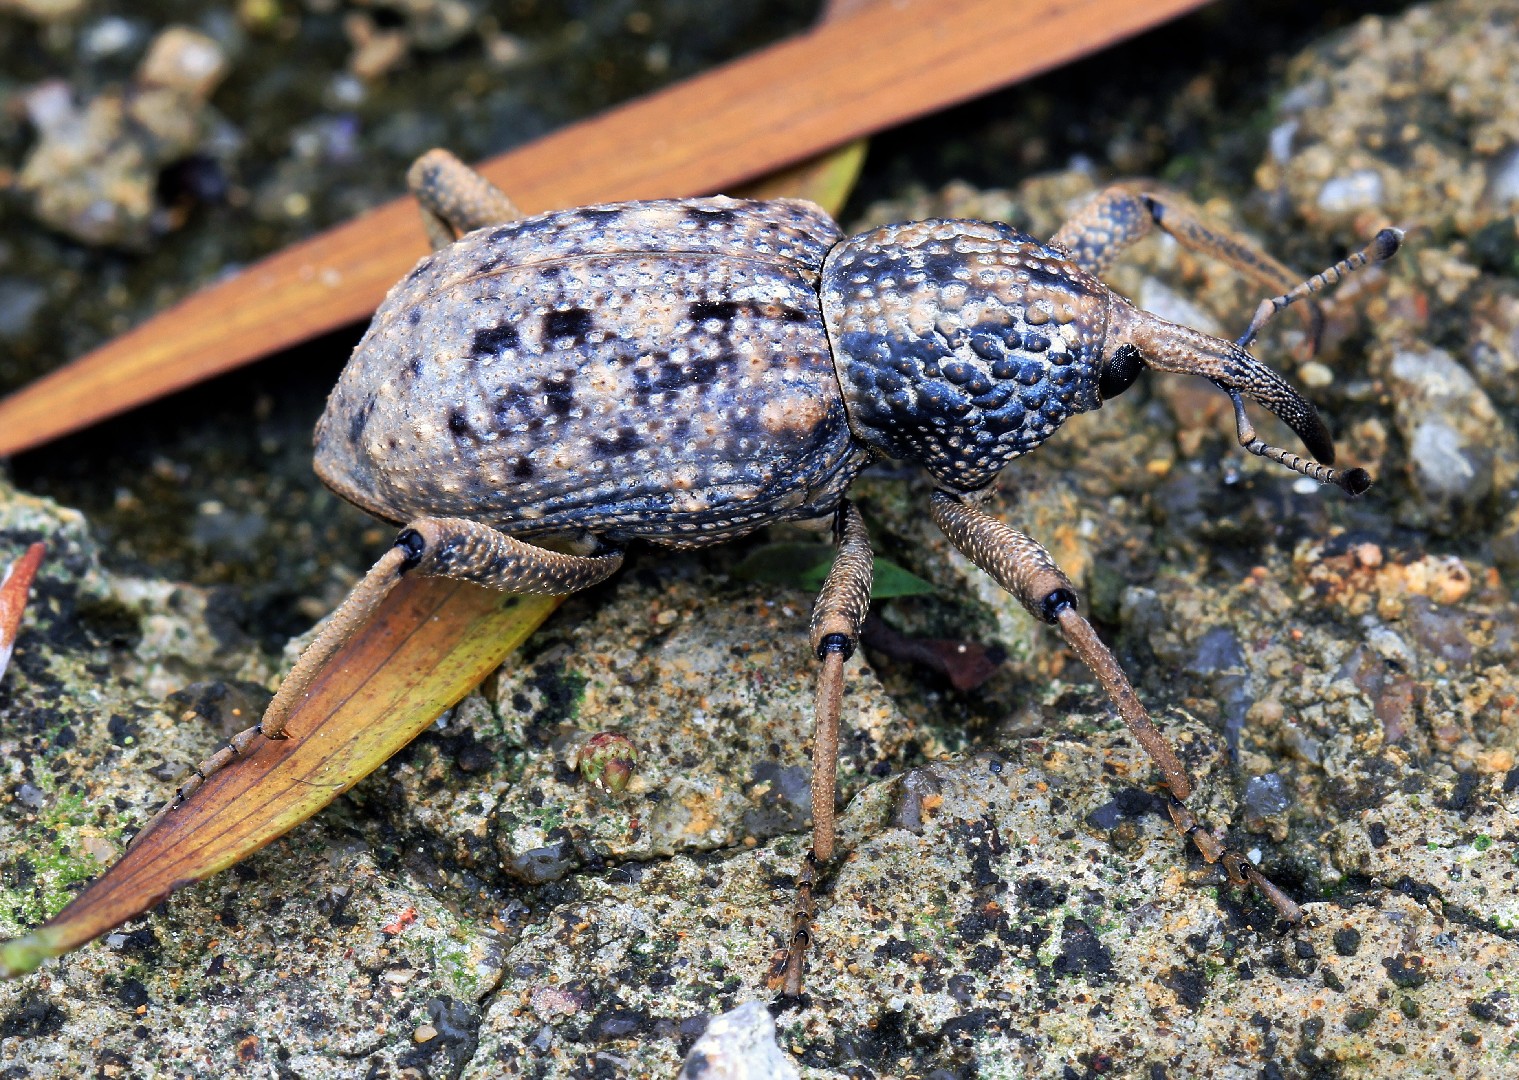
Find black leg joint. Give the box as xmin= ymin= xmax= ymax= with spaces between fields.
xmin=1039 ymin=587 xmax=1078 ymax=625
xmin=395 ymin=528 xmax=427 ymax=572
xmin=816 ymin=632 xmax=855 ymax=661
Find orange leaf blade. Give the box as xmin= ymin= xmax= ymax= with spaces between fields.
xmin=0 ymin=580 xmax=558 ymax=978
xmin=0 ymin=543 xmax=45 ymax=688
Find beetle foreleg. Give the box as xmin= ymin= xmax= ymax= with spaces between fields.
xmin=928 ymin=490 xmax=1304 ymax=926
xmin=1050 ymin=183 xmax=1323 ymax=350
xmin=779 ymin=501 xmax=873 ymax=997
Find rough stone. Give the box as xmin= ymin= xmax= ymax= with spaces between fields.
xmin=16 ymin=26 xmax=231 ymax=248
xmin=1386 ymin=346 xmax=1516 ymax=506
xmin=679 ymin=1000 xmax=799 ymax=1080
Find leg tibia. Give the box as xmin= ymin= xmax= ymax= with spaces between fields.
xmin=780 ymin=502 xmax=874 ymax=996
xmin=260 ymin=543 xmax=412 ymax=738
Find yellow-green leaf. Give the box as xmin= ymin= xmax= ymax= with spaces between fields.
xmin=731 ymin=139 xmax=868 ymax=219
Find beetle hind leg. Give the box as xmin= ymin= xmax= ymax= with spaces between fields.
xmin=407 ymin=148 xmax=524 ymax=249
xmin=928 ymin=490 xmax=1303 ymax=926
xmin=258 ymin=517 xmax=620 ymax=735
xmin=134 ymin=518 xmax=623 ymax=846
xmin=776 ymin=501 xmax=873 ymax=996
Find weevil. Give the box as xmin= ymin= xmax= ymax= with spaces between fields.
xmin=169 ymin=149 xmax=1401 ymax=994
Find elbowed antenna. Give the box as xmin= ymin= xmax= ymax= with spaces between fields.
xmin=1237 ymin=228 xmax=1404 ymax=350
xmin=1112 ymin=305 xmax=1369 ymax=492
xmin=1104 ymin=227 xmax=1402 ymax=496
xmin=1227 ymin=388 xmax=1370 ymax=497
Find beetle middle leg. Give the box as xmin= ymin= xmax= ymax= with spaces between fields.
xmin=928 ymin=489 xmax=1303 ymax=925
xmin=779 ymin=500 xmax=874 ymax=996
xmin=140 ymin=519 xmax=622 ymax=838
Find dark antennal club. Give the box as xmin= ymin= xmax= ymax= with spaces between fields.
xmin=1228 ymin=391 xmax=1372 ymax=496
xmin=1236 ymin=228 xmax=1404 ymax=350
xmin=1220 ymin=226 xmax=1401 ymax=495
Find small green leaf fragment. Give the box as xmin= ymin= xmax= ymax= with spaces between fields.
xmin=865 ymin=558 xmax=937 ymax=599
xmin=0 ymin=926 xmax=68 ymax=979
xmin=731 ymin=543 xmax=838 ymax=586
xmin=735 ymin=544 xmax=936 ymax=599
xmin=803 ymin=557 xmax=936 ymax=599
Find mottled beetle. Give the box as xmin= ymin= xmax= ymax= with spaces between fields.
xmin=174 ymin=149 xmax=1401 ymax=994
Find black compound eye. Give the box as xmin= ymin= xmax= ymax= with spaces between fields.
xmin=1099 ymin=344 xmax=1143 ymax=401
